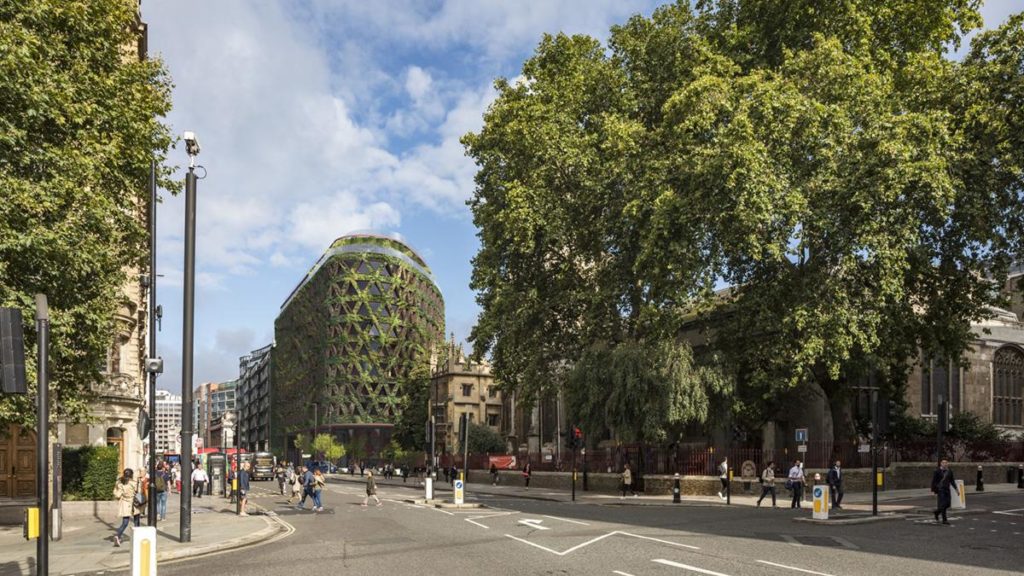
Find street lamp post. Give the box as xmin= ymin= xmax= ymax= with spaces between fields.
xmin=147 ymin=159 xmax=159 ymax=528
xmin=180 ymin=131 xmax=200 ymax=542
xmin=35 ymin=295 xmax=49 ymax=576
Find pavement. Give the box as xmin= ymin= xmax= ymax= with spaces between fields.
xmin=0 ymin=490 xmax=291 ymax=576
xmin=329 ymin=471 xmax=1024 ymax=513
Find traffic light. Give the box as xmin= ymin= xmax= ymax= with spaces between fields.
xmin=573 ymin=426 xmax=583 ymax=449
xmin=0 ymin=308 xmax=27 ymax=394
xmin=874 ymin=392 xmax=900 ymax=437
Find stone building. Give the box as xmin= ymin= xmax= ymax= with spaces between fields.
xmin=429 ymin=339 xmax=503 ymax=456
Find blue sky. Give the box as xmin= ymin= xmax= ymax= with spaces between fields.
xmin=145 ymin=1 xmax=1020 ymax=393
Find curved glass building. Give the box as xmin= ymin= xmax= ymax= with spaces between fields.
xmin=272 ymin=233 xmax=444 ymax=458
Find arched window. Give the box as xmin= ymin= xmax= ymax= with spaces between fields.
xmin=993 ymin=347 xmax=1024 ymax=426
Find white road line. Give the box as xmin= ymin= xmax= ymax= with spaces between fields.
xmin=466 ymin=518 xmax=491 ymax=529
xmin=993 ymin=508 xmax=1024 ymax=517
xmin=652 ymin=559 xmax=732 ymax=576
xmin=504 ymin=534 xmax=564 ymax=555
xmin=543 ymin=514 xmax=590 ymax=525
xmin=559 ymin=532 xmax=619 ymax=555
xmin=780 ymin=535 xmax=803 ymax=547
xmin=612 ymin=571 xmax=636 ymax=576
xmin=619 ymin=531 xmax=701 ymax=550
xmin=519 ymin=519 xmax=551 ymax=530
xmin=831 ymin=537 xmax=858 ymax=550
xmin=757 ymin=560 xmax=836 ymax=576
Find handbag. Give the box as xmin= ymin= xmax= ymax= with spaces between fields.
xmin=784 ymin=479 xmax=794 ymax=490
xmin=134 ymin=481 xmax=147 ymax=506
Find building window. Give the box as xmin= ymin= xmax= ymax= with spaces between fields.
xmin=487 ymin=414 xmax=499 ymax=427
xmin=993 ymin=347 xmax=1024 ymax=426
xmin=921 ymin=357 xmax=961 ymax=416
xmin=488 ymin=386 xmax=496 ymax=398
xmin=462 ymin=384 xmax=473 ymax=396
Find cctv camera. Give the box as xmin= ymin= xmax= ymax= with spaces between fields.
xmin=145 ymin=357 xmax=164 ymax=374
xmin=183 ymin=131 xmax=201 ymax=157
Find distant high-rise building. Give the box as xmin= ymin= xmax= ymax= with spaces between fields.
xmin=238 ymin=344 xmax=273 ymax=452
xmin=195 ymin=380 xmax=237 ymax=449
xmin=154 ymin=390 xmax=181 ymax=455
xmin=273 ymin=233 xmax=444 ymax=460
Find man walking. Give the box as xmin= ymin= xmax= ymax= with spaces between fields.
xmin=827 ymin=459 xmax=844 ymax=510
xmin=756 ymin=460 xmax=776 ymax=507
xmin=931 ymin=458 xmax=958 ymax=525
xmin=238 ymin=462 xmax=251 ymax=516
xmin=717 ymin=457 xmax=729 ymax=500
xmin=621 ymin=463 xmax=637 ymax=498
xmin=787 ymin=459 xmax=805 ymax=508
xmin=191 ymin=465 xmax=208 ymax=498
xmin=296 ymin=465 xmax=315 ymax=510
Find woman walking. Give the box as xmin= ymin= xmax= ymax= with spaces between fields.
xmin=522 ymin=461 xmax=532 ymax=490
xmin=289 ymin=466 xmax=303 ymax=504
xmin=312 ymin=467 xmax=326 ymax=512
xmin=362 ymin=469 xmax=383 ymax=507
xmin=112 ymin=468 xmax=142 ymax=547
xmin=756 ymin=461 xmax=777 ymax=507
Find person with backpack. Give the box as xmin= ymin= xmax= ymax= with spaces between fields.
xmin=275 ymin=462 xmax=286 ymax=495
xmin=296 ymin=465 xmax=315 ymax=510
xmin=756 ymin=461 xmax=776 ymax=507
xmin=154 ymin=462 xmax=170 ymax=520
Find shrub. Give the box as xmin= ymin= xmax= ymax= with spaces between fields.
xmin=62 ymin=445 xmax=120 ymax=500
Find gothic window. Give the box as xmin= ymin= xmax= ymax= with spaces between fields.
xmin=993 ymin=347 xmax=1024 ymax=426
xmin=921 ymin=357 xmax=961 ymax=416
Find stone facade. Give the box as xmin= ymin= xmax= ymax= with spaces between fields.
xmin=429 ymin=340 xmax=503 ymax=455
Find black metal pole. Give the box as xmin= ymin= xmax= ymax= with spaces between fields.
xmin=871 ymin=391 xmax=879 ymax=516
xmin=180 ymin=166 xmax=197 ymax=542
xmin=583 ymin=446 xmax=588 ymax=491
xmin=571 ymin=445 xmax=576 ymax=502
xmin=35 ymin=295 xmax=49 ymax=574
xmin=235 ymin=422 xmax=241 ymax=515
xmin=148 ymin=159 xmax=158 ymax=527
xmin=726 ymin=467 xmax=732 ymax=505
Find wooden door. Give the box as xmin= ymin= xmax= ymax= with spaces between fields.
xmin=0 ymin=425 xmax=36 ymax=499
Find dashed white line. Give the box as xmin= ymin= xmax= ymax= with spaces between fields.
xmin=619 ymin=531 xmax=701 ymax=550
xmin=652 ymin=559 xmax=732 ymax=576
xmin=757 ymin=560 xmax=836 ymax=576
xmin=612 ymin=571 xmax=635 ymax=576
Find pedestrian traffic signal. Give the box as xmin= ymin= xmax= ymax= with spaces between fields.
xmin=0 ymin=308 xmax=28 ymax=394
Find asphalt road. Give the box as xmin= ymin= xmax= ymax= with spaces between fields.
xmin=91 ymin=480 xmax=1024 ymax=576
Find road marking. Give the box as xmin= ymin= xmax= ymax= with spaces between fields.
xmin=464 ymin=511 xmax=517 ymax=530
xmin=993 ymin=508 xmax=1024 ymax=517
xmin=543 ymin=514 xmax=590 ymax=525
xmin=619 ymin=531 xmax=700 ymax=550
xmin=519 ymin=519 xmax=550 ymax=530
xmin=502 ymin=530 xmax=697 ymax=556
xmin=757 ymin=560 xmax=836 ymax=576
xmin=612 ymin=571 xmax=635 ymax=576
xmin=831 ymin=537 xmax=858 ymax=550
xmin=781 ymin=535 xmax=802 ymax=546
xmin=652 ymin=559 xmax=732 ymax=576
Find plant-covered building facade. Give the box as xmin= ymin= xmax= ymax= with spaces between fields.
xmin=273 ymin=234 xmax=444 ymax=460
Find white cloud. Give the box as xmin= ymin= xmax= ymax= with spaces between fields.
xmin=288 ymin=190 xmax=401 ymax=251
xmin=406 ymin=66 xmax=434 ymax=101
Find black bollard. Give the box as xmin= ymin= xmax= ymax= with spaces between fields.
xmin=976 ymin=466 xmax=984 ymax=492
xmin=673 ymin=473 xmax=681 ymax=504
xmin=1018 ymin=464 xmax=1023 ymax=489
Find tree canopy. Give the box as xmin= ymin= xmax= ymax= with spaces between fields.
xmin=465 ymin=0 xmax=1024 ymax=442
xmin=0 ymin=0 xmax=177 ymax=426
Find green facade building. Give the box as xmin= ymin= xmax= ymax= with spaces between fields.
xmin=272 ymin=233 xmax=444 ymax=459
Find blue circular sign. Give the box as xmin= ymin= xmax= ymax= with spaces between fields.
xmin=455 ymin=480 xmax=464 ymax=490
xmin=814 ymin=487 xmax=823 ymax=497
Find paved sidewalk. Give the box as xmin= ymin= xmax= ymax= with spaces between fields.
xmin=329 ymin=472 xmax=1023 ymax=513
xmin=0 ymin=491 xmax=290 ymax=575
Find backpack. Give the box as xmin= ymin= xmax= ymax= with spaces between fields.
xmin=154 ymin=474 xmax=167 ymax=493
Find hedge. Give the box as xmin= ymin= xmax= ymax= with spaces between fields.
xmin=62 ymin=445 xmax=120 ymax=501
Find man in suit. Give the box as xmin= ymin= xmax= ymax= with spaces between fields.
xmin=931 ymin=458 xmax=958 ymax=525
xmin=826 ymin=459 xmax=844 ymax=509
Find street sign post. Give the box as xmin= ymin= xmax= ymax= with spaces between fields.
xmin=812 ymin=485 xmax=830 ymax=520
xmin=795 ymin=428 xmax=808 ymax=443
xmin=454 ymin=479 xmax=464 ymax=505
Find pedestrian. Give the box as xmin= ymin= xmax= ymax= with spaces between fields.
xmin=172 ymin=462 xmax=181 ymax=494
xmin=154 ymin=462 xmax=170 ymax=521
xmin=717 ymin=457 xmax=729 ymax=501
xmin=621 ymin=463 xmax=637 ymax=498
xmin=296 ymin=465 xmax=315 ymax=510
xmin=289 ymin=466 xmax=303 ymax=504
xmin=931 ymin=458 xmax=958 ymax=525
xmin=111 ymin=468 xmax=142 ymax=547
xmin=490 ymin=463 xmax=499 ymax=486
xmin=443 ymin=465 xmax=450 ymax=483
xmin=402 ymin=465 xmax=409 ymax=483
xmin=522 ymin=461 xmax=532 ymax=490
xmin=275 ymin=462 xmax=286 ymax=496
xmin=756 ymin=461 xmax=776 ymax=507
xmin=827 ymin=459 xmax=844 ymax=510
xmin=450 ymin=464 xmax=458 ymax=485
xmin=362 ymin=469 xmax=383 ymax=507
xmin=787 ymin=459 xmax=805 ymax=509
xmin=191 ymin=465 xmax=208 ymax=498
xmin=313 ymin=467 xmax=326 ymax=512
xmin=238 ymin=462 xmax=251 ymax=516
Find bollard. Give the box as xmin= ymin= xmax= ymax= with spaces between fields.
xmin=1018 ymin=464 xmax=1023 ymax=489
xmin=976 ymin=466 xmax=984 ymax=492
xmin=131 ymin=526 xmax=157 ymax=576
xmin=673 ymin=473 xmax=681 ymax=504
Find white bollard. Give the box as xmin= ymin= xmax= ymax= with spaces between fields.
xmin=950 ymin=479 xmax=966 ymax=509
xmin=425 ymin=477 xmax=433 ymax=500
xmin=812 ymin=485 xmax=829 ymax=520
xmin=131 ymin=526 xmax=157 ymax=576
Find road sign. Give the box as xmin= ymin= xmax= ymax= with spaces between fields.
xmin=797 ymin=444 xmax=807 ymax=453
xmin=812 ymin=486 xmax=830 ymax=520
xmin=858 ymin=443 xmax=870 ymax=453
xmin=454 ymin=479 xmax=464 ymax=505
xmin=795 ymin=428 xmax=808 ymax=443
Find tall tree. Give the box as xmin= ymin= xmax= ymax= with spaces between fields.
xmin=0 ymin=0 xmax=177 ymax=426
xmin=466 ymin=0 xmax=1024 ymax=442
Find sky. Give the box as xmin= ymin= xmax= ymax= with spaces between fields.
xmin=143 ymin=0 xmax=1021 ymax=394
